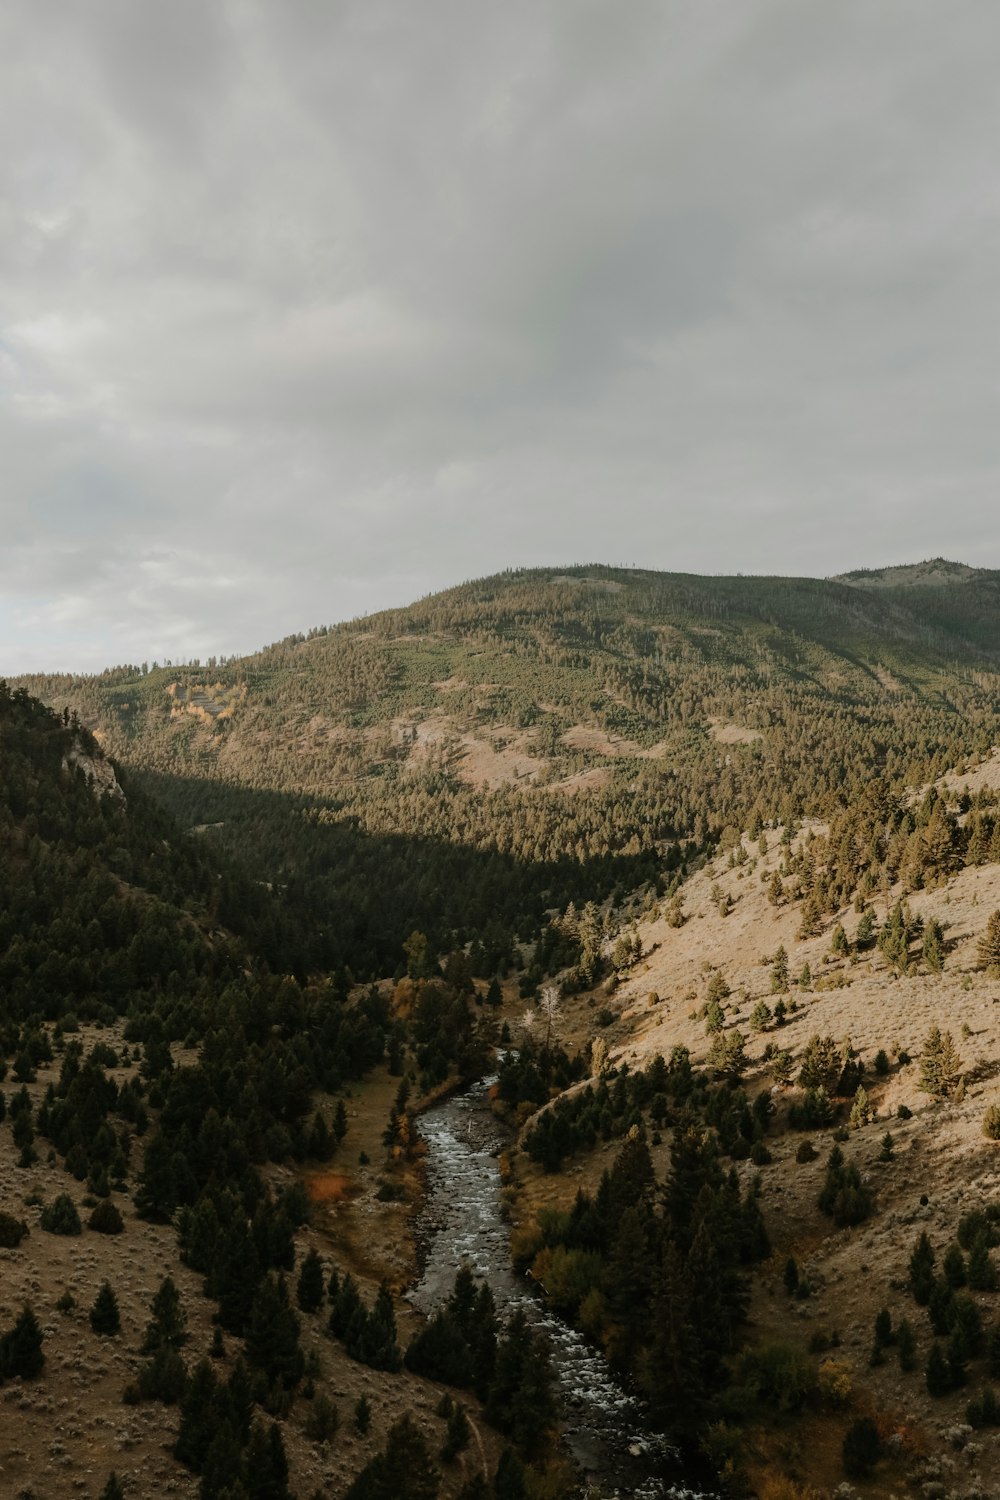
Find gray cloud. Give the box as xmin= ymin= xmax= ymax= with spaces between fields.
xmin=3 ymin=0 xmax=1000 ymax=671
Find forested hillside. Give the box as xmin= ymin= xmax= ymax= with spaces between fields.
xmin=0 ymin=683 xmax=550 ymax=1498
xmin=17 ymin=562 xmax=1000 ymax=977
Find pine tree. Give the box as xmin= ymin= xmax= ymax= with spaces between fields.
xmin=90 ymin=1282 xmax=121 ymax=1336
xmin=923 ymin=917 xmax=945 ymax=972
xmin=244 ymin=1421 xmax=292 ymax=1500
xmin=878 ymin=900 xmax=918 ymax=972
xmin=296 ymin=1247 xmax=325 ymax=1313
xmin=245 ymin=1273 xmax=303 ymax=1388
xmin=926 ymin=1340 xmax=952 ymax=1396
xmin=909 ymin=1233 xmax=936 ymax=1305
xmin=0 ymin=1302 xmax=44 ymax=1379
xmin=175 ymin=1359 xmax=219 ymax=1469
xmin=979 ymin=910 xmax=1000 ymax=976
xmin=749 ymin=1000 xmax=771 ymax=1033
xmin=919 ymin=1026 xmax=962 ymax=1100
xmin=943 ymin=1243 xmax=967 ymax=1289
xmin=771 ymin=946 xmax=789 ymax=993
xmin=842 ymin=1416 xmax=881 ymax=1478
xmin=441 ymin=1401 xmax=470 ymax=1461
xmin=493 ymin=1448 xmax=528 ymax=1500
xmin=343 ymin=1414 xmax=440 ymax=1500
xmin=969 ymin=1234 xmax=999 ymax=1292
xmin=141 ymin=1276 xmax=187 ymax=1354
xmin=849 ymin=1086 xmax=873 ymax=1130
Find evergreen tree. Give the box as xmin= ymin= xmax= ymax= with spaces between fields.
xmin=344 ymin=1413 xmax=440 ymax=1500
xmin=926 ymin=1341 xmax=952 ymax=1396
xmin=296 ymin=1247 xmax=325 ymax=1313
xmin=39 ymin=1192 xmax=82 ymax=1235
xmin=0 ymin=1302 xmax=44 ymax=1379
xmin=141 ymin=1276 xmax=187 ymax=1353
xmin=943 ymin=1243 xmax=967 ymax=1289
xmin=919 ymin=1026 xmax=962 ymax=1100
xmin=244 ymin=1421 xmax=292 ymax=1500
xmin=849 ymin=1085 xmax=873 ymax=1130
xmin=969 ymin=1233 xmax=999 ymax=1292
xmin=175 ymin=1359 xmax=220 ymax=1470
xmin=771 ymin=946 xmax=789 ymax=993
xmin=909 ymin=1231 xmax=936 ymax=1304
xmin=923 ymin=917 xmax=945 ymax=972
xmin=643 ymin=1242 xmax=702 ymax=1432
xmin=90 ymin=1282 xmax=121 ymax=1336
xmin=198 ymin=1419 xmax=243 ymax=1499
xmin=492 ymin=1448 xmax=527 ymax=1500
xmin=979 ymin=910 xmax=1000 ymax=976
xmin=245 ymin=1274 xmax=304 ymax=1389
xmin=842 ymin=1416 xmax=881 ymax=1479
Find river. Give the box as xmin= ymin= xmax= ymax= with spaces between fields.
xmin=408 ymin=1073 xmax=713 ymax=1499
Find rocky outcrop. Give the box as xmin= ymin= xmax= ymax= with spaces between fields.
xmin=63 ymin=741 xmax=126 ymax=805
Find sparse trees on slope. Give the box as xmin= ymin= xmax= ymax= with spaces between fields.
xmin=920 ymin=1026 xmax=962 ymax=1100
xmin=979 ymin=911 xmax=1000 ymax=975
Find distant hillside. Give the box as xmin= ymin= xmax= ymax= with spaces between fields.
xmin=17 ymin=563 xmax=1000 ymax=974
xmin=832 ymin=557 xmax=984 ymax=589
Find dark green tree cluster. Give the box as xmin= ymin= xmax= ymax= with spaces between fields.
xmin=405 ymin=1267 xmax=555 ymax=1460
xmin=327 ymin=1272 xmax=401 ymax=1372
xmin=519 ymin=1124 xmax=768 ymax=1444
xmin=174 ymin=1357 xmax=292 ymax=1499
xmin=817 ymin=1145 xmax=872 ymax=1227
xmin=343 ymin=1413 xmax=440 ymax=1500
xmin=494 ymin=1036 xmax=584 ymax=1117
xmin=134 ymin=1276 xmax=188 ymax=1404
xmin=907 ymin=1228 xmax=996 ymax=1395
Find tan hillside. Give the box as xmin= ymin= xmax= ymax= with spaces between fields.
xmin=503 ymin=745 xmax=1000 ymax=1496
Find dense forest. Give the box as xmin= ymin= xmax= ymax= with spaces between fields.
xmin=0 ymin=684 xmax=552 ymax=1497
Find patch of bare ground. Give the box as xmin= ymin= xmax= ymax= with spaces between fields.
xmin=937 ymin=745 xmax=1000 ymax=801
xmin=454 ymin=730 xmax=544 ymax=789
xmin=560 ymin=725 xmax=643 ymax=757
xmin=707 ymin=716 xmax=764 ymax=745
xmin=0 ymin=1036 xmax=499 ymax=1499
xmin=551 ymin=766 xmax=614 ymax=795
xmin=549 ymin=575 xmax=625 ymax=593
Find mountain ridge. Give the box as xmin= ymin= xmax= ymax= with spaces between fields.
xmin=13 ymin=561 xmax=1000 ymax=973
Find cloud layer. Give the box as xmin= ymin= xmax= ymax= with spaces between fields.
xmin=3 ymin=1 xmax=999 ymax=670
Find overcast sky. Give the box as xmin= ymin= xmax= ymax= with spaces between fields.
xmin=3 ymin=1 xmax=999 ymax=672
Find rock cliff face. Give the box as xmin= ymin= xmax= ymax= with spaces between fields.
xmin=63 ymin=740 xmax=126 ymax=804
